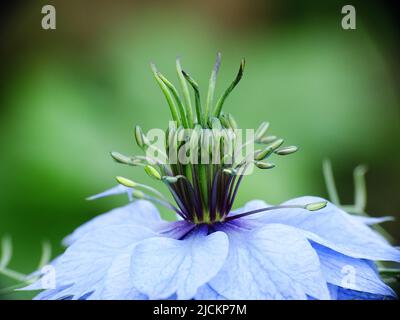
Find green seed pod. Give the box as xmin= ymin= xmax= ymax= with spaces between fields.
xmin=305 ymin=201 xmax=327 ymax=211
xmin=254 ymin=161 xmax=275 ymax=169
xmin=255 ymin=121 xmax=270 ymax=141
xmin=144 ymin=165 xmax=162 ymax=180
xmin=275 ymin=146 xmax=298 ymax=156
xmin=116 ymin=176 xmax=137 ymax=188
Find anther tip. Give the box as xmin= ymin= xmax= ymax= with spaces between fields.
xmin=116 ymin=176 xmax=136 ymax=188
xmin=305 ymin=201 xmax=327 ymax=211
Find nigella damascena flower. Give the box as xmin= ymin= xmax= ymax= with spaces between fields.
xmin=23 ymin=54 xmax=399 ymax=300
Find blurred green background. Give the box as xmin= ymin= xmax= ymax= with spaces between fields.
xmin=0 ymin=0 xmax=399 ymax=299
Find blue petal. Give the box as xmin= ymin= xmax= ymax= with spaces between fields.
xmin=100 ymin=252 xmax=147 ymax=300
xmin=130 ymin=226 xmax=229 ymax=300
xmin=228 ymin=200 xmax=270 ymax=219
xmin=328 ymin=284 xmax=395 ymax=300
xmin=312 ymin=242 xmax=396 ymax=298
xmin=63 ymin=200 xmax=162 ymax=246
xmin=87 ymin=184 xmax=133 ymax=201
xmin=253 ymin=196 xmax=400 ymax=262
xmin=33 ymin=285 xmax=73 ymax=300
xmin=33 ymin=224 xmax=157 ymax=299
xmin=155 ymin=220 xmax=197 ymax=239
xmin=195 ymin=284 xmax=228 ymax=300
xmin=350 ymin=215 xmax=394 ymax=225
xmin=210 ymin=223 xmax=330 ymax=300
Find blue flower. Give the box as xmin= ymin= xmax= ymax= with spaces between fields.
xmin=21 ymin=56 xmax=399 ymax=300
xmin=22 ymin=189 xmax=398 ymax=300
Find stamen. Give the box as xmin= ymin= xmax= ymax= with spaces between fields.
xmin=110 ymin=151 xmax=141 ymax=166
xmin=256 ymin=135 xmax=278 ymax=144
xmin=254 ymin=121 xmax=270 ymax=141
xmin=254 ymin=138 xmax=284 ymax=161
xmin=164 ymin=175 xmax=203 ymax=221
xmin=254 ymin=161 xmax=275 ymax=169
xmin=274 ymin=146 xmax=299 ymax=156
xmin=134 ymin=125 xmax=149 ymax=149
xmin=116 ymin=176 xmax=184 ymax=217
xmin=144 ymin=165 xmax=162 ymax=180
xmin=224 ymin=201 xmax=327 ymax=222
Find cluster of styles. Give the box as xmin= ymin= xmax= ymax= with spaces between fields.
xmin=111 ymin=53 xmax=322 ymax=225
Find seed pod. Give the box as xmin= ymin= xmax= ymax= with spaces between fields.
xmin=254 ymin=161 xmax=275 ymax=169
xmin=255 ymin=121 xmax=270 ymax=141
xmin=144 ymin=165 xmax=162 ymax=180
xmin=116 ymin=176 xmax=137 ymax=188
xmin=305 ymin=201 xmax=327 ymax=211
xmin=275 ymin=146 xmax=298 ymax=156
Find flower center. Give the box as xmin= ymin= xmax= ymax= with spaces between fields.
xmin=112 ymin=54 xmax=300 ymax=225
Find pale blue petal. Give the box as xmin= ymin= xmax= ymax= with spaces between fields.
xmin=155 ymin=220 xmax=196 ymax=239
xmin=210 ymin=223 xmax=330 ymax=300
xmin=350 ymin=215 xmax=394 ymax=225
xmin=328 ymin=284 xmax=394 ymax=300
xmin=254 ymin=196 xmax=400 ymax=262
xmin=87 ymin=184 xmax=133 ymax=201
xmin=33 ymin=285 xmax=73 ymax=300
xmin=100 ymin=252 xmax=147 ymax=300
xmin=229 ymin=200 xmax=269 ymax=219
xmin=35 ymin=224 xmax=156 ymax=299
xmin=63 ymin=200 xmax=162 ymax=246
xmin=195 ymin=284 xmax=228 ymax=300
xmin=18 ymin=257 xmax=62 ymax=292
xmin=130 ymin=226 xmax=229 ymax=300
xmin=312 ymin=242 xmax=396 ymax=297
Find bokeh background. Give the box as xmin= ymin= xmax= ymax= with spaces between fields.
xmin=1 ymin=0 xmax=399 ymax=299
